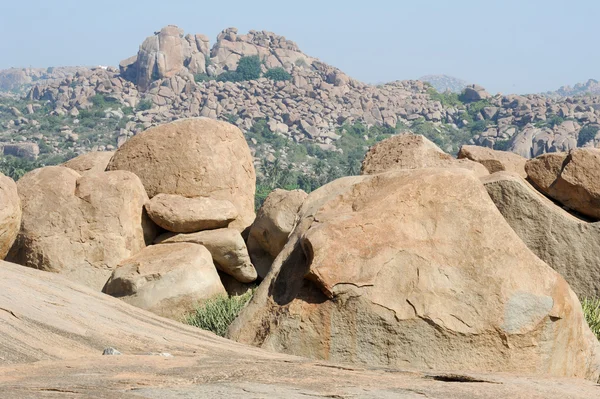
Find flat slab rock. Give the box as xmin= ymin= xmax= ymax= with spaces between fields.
xmin=0 ymin=259 xmax=599 ymax=398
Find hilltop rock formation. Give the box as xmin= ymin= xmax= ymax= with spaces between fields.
xmin=526 ymin=149 xmax=600 ymax=219
xmin=0 ymin=173 xmax=20 ymax=259
xmin=483 ymin=172 xmax=600 ymax=299
xmin=7 ymin=166 xmax=151 ymax=290
xmin=229 ymin=168 xmax=600 ymax=380
xmin=103 ymin=243 xmax=226 ymax=320
xmin=106 ymin=118 xmax=256 ymax=231
xmin=361 ymin=134 xmax=488 ymax=176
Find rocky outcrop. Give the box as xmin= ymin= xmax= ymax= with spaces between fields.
xmin=247 ymin=188 xmax=307 ymax=278
xmin=7 ymin=166 xmax=152 ymax=290
xmin=145 ymin=194 xmax=238 ymax=233
xmin=0 ymin=173 xmax=20 ymax=259
xmin=483 ymin=172 xmax=600 ymax=299
xmin=458 ymin=145 xmax=527 ymax=177
xmin=461 ymin=84 xmax=491 ymax=101
xmin=361 ymin=134 xmax=489 ymax=176
xmin=103 ymin=243 xmax=225 ymax=320
xmin=156 ymin=228 xmax=257 ymax=283
xmin=106 ymin=118 xmax=256 ymax=231
xmin=229 ymin=168 xmax=600 ymax=380
xmin=61 ymin=151 xmax=114 ymax=174
xmin=0 ymin=142 xmax=39 ymax=160
xmin=526 ymin=149 xmax=600 ymax=219
xmin=3 ymin=260 xmax=599 ymax=399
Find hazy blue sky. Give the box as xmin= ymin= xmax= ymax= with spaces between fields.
xmin=2 ymin=0 xmax=598 ymax=94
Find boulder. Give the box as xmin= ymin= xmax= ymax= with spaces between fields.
xmin=145 ymin=194 xmax=238 ymax=233
xmin=247 ymin=189 xmax=307 ymax=278
xmin=103 ymin=243 xmax=225 ymax=320
xmin=361 ymin=134 xmax=489 ymax=177
xmin=0 ymin=173 xmax=21 ymax=259
xmin=107 ymin=118 xmax=256 ymax=231
xmin=61 ymin=151 xmax=115 ymax=175
xmin=458 ymin=145 xmax=527 ymax=177
xmin=228 ymin=168 xmax=600 ymax=380
xmin=7 ymin=166 xmax=151 ymax=290
xmin=461 ymin=84 xmax=491 ymax=102
xmin=483 ymin=172 xmax=600 ymax=299
xmin=526 ymin=149 xmax=600 ymax=219
xmin=156 ymin=228 xmax=257 ymax=283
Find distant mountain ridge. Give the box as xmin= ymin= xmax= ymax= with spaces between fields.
xmin=419 ymin=74 xmax=469 ymax=93
xmin=545 ymin=79 xmax=600 ymax=97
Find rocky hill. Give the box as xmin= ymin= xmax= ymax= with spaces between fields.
xmin=3 ymin=25 xmax=600 ymax=190
xmin=545 ymin=79 xmax=600 ymax=97
xmin=419 ymin=74 xmax=469 ymax=93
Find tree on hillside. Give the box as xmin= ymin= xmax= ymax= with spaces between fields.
xmin=236 ymin=55 xmax=262 ymax=81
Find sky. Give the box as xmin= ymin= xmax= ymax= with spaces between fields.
xmin=2 ymin=0 xmax=599 ymax=94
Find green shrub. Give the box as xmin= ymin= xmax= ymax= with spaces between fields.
xmin=546 ymin=115 xmax=565 ymax=128
xmin=0 ymin=156 xmax=39 ymax=181
xmin=427 ymin=88 xmax=463 ymax=107
xmin=494 ymin=139 xmax=511 ymax=151
xmin=265 ymin=67 xmax=292 ymax=82
xmin=236 ymin=55 xmax=262 ymax=80
xmin=578 ymin=125 xmax=599 ymax=147
xmin=194 ymin=73 xmax=215 ymax=83
xmin=217 ymin=71 xmax=245 ymax=82
xmin=582 ymin=298 xmax=600 ymax=341
xmin=137 ymin=99 xmax=153 ymax=111
xmin=184 ymin=290 xmax=254 ymax=337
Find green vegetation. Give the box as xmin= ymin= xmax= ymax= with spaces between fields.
xmin=582 ymin=298 xmax=600 ymax=341
xmin=427 ymin=88 xmax=463 ymax=107
xmin=578 ymin=125 xmax=599 ymax=147
xmin=194 ymin=73 xmax=215 ymax=83
xmin=494 ymin=139 xmax=511 ymax=151
xmin=217 ymin=71 xmax=245 ymax=83
xmin=184 ymin=290 xmax=254 ymax=337
xmin=216 ymin=56 xmax=263 ymax=83
xmin=265 ymin=67 xmax=292 ymax=82
xmin=137 ymin=99 xmax=153 ymax=111
xmin=0 ymin=156 xmax=39 ymax=180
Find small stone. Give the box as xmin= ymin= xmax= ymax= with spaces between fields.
xmin=102 ymin=347 xmax=122 ymax=355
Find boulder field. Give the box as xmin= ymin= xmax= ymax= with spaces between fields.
xmin=2 ymin=123 xmax=600 ymax=397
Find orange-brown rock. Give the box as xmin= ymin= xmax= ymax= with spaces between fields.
xmin=107 ymin=118 xmax=256 ymax=231
xmin=229 ymin=168 xmax=600 ymax=380
xmin=458 ymin=145 xmax=527 ymax=177
xmin=7 ymin=166 xmax=151 ymax=290
xmin=361 ymin=134 xmax=489 ymax=176
xmin=103 ymin=243 xmax=225 ymax=320
xmin=0 ymin=173 xmax=20 ymax=259
xmin=61 ymin=151 xmax=115 ymax=175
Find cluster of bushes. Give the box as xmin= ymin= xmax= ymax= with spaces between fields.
xmin=194 ymin=56 xmax=292 ymax=85
xmin=583 ymin=298 xmax=600 ymax=341
xmin=184 ymin=290 xmax=254 ymax=337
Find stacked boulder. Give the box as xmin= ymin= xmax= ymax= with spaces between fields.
xmin=103 ymin=117 xmax=258 ymax=319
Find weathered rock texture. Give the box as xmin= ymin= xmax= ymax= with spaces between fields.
xmin=228 ymin=168 xmax=600 ymax=380
xmin=145 ymin=194 xmax=238 ymax=233
xmin=483 ymin=172 xmax=600 ymax=299
xmin=526 ymin=149 xmax=600 ymax=219
xmin=2 ymin=261 xmax=600 ymax=399
xmin=248 ymin=189 xmax=307 ymax=278
xmin=7 ymin=166 xmax=150 ymax=290
xmin=0 ymin=173 xmax=21 ymax=259
xmin=458 ymin=145 xmax=527 ymax=177
xmin=361 ymin=134 xmax=489 ymax=176
xmin=156 ymin=228 xmax=257 ymax=283
xmin=107 ymin=118 xmax=256 ymax=231
xmin=61 ymin=151 xmax=115 ymax=174
xmin=103 ymin=243 xmax=225 ymax=320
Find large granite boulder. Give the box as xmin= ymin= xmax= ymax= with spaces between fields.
xmin=458 ymin=145 xmax=527 ymax=177
xmin=526 ymin=149 xmax=600 ymax=219
xmin=7 ymin=166 xmax=152 ymax=290
xmin=0 ymin=173 xmax=21 ymax=259
xmin=61 ymin=151 xmax=114 ymax=175
xmin=483 ymin=172 xmax=600 ymax=299
xmin=228 ymin=168 xmax=600 ymax=380
xmin=156 ymin=228 xmax=257 ymax=283
xmin=106 ymin=118 xmax=256 ymax=231
xmin=247 ymin=189 xmax=307 ymax=279
xmin=103 ymin=243 xmax=225 ymax=320
xmin=145 ymin=194 xmax=238 ymax=233
xmin=361 ymin=134 xmax=489 ymax=176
